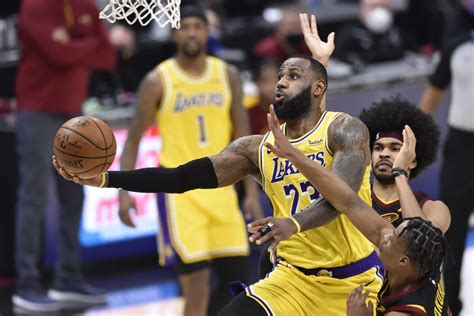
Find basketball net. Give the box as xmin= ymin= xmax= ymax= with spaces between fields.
xmin=99 ymin=0 xmax=181 ymax=28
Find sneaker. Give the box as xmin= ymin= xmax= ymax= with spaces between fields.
xmin=12 ymin=285 xmax=61 ymax=312
xmin=48 ymin=278 xmax=107 ymax=304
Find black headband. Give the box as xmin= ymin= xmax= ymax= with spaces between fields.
xmin=180 ymin=6 xmax=208 ymax=24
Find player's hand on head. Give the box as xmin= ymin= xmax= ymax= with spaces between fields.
xmin=118 ymin=190 xmax=138 ymax=228
xmin=264 ymin=105 xmax=298 ymax=159
xmin=247 ymin=216 xmax=299 ymax=253
xmin=346 ymin=285 xmax=374 ymax=316
xmin=393 ymin=125 xmax=417 ymax=171
xmin=52 ymin=155 xmax=102 ymax=187
xmin=299 ymin=13 xmax=334 ymax=67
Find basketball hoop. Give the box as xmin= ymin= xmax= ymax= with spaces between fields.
xmin=99 ymin=0 xmax=181 ymax=28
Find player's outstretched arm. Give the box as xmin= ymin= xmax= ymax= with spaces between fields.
xmin=53 ymin=135 xmax=262 ymax=192
xmin=265 ymin=105 xmax=393 ymax=247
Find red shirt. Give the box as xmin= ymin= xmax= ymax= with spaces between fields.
xmin=16 ymin=0 xmax=116 ymax=114
xmin=253 ymin=34 xmax=310 ymax=65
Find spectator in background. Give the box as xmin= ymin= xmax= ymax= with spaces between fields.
xmin=333 ymin=0 xmax=407 ymax=73
xmin=419 ymin=1 xmax=474 ymax=314
xmin=253 ymin=6 xmax=310 ymax=64
xmin=13 ymin=0 xmax=116 ymax=312
xmin=205 ymin=9 xmax=225 ymax=56
xmin=0 ymin=0 xmax=20 ymax=288
xmin=246 ymin=60 xmax=279 ymax=135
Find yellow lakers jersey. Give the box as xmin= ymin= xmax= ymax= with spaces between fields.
xmin=259 ymin=111 xmax=374 ymax=269
xmin=154 ymin=56 xmax=248 ymax=264
xmin=156 ymin=56 xmax=233 ymax=166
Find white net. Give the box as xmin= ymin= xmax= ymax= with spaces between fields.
xmin=99 ymin=0 xmax=181 ymax=28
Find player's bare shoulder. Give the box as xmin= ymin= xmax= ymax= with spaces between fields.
xmin=327 ymin=113 xmax=370 ymax=155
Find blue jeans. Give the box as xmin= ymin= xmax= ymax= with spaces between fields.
xmin=15 ymin=110 xmax=84 ymax=288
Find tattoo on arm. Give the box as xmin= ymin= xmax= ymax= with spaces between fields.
xmin=329 ymin=114 xmax=371 ymax=191
xmin=293 ymin=115 xmax=370 ymax=230
xmin=210 ymin=135 xmax=262 ymax=187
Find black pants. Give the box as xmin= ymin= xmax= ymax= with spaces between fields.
xmin=176 ymin=255 xmax=251 ymax=316
xmin=218 ymin=291 xmax=267 ymax=316
xmin=440 ymin=127 xmax=474 ymax=314
xmin=0 ymin=131 xmax=17 ymax=277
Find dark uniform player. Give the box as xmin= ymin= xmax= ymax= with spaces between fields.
xmin=376 ymin=272 xmax=449 ymax=315
xmin=359 ymin=97 xmax=451 ymax=234
xmin=372 ymin=190 xmax=429 ymax=228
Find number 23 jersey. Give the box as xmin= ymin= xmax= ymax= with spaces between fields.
xmin=259 ymin=111 xmax=374 ymax=269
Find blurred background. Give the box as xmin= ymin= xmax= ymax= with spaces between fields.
xmin=0 ymin=0 xmax=473 ymax=315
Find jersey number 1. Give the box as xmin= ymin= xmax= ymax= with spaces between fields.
xmin=197 ymin=115 xmax=207 ymax=145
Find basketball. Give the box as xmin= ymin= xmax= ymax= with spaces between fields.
xmin=53 ymin=116 xmax=117 ymax=179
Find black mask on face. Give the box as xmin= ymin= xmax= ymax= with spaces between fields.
xmin=273 ymin=86 xmax=312 ymax=121
xmin=286 ymin=34 xmax=303 ymax=48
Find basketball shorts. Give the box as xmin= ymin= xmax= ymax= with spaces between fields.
xmin=157 ymin=188 xmax=249 ymax=266
xmin=245 ymin=257 xmax=384 ymax=315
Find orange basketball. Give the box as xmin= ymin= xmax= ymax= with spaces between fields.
xmin=53 ymin=116 xmax=117 ymax=179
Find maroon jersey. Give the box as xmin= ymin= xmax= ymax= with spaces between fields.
xmin=372 ymin=190 xmax=430 ymax=227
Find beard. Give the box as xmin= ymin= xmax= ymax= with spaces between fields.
xmin=182 ymin=42 xmax=205 ymax=58
xmin=273 ymin=86 xmax=312 ymax=121
xmin=373 ymin=170 xmax=395 ymax=185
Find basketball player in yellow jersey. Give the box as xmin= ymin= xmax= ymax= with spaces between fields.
xmin=116 ymin=6 xmax=262 ymax=316
xmin=55 ymin=14 xmax=383 ymax=315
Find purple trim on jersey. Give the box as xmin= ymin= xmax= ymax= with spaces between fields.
xmin=281 ymin=250 xmax=385 ymax=279
xmin=247 ymin=286 xmax=274 ymax=315
xmin=288 ymin=111 xmax=328 ymax=144
xmin=157 ymin=192 xmax=177 ymax=266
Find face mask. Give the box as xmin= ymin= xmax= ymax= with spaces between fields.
xmin=285 ymin=34 xmax=304 ymax=48
xmin=364 ymin=7 xmax=393 ymax=34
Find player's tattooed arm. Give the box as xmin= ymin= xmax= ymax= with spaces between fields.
xmin=210 ymin=135 xmax=263 ymax=186
xmin=293 ymin=114 xmax=371 ymax=231
xmin=328 ymin=114 xmax=371 ymax=190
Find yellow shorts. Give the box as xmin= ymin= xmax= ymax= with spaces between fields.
xmin=246 ymin=262 xmax=383 ymax=315
xmin=157 ymin=187 xmax=249 ymax=266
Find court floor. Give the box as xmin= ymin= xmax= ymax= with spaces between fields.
xmin=1 ymin=229 xmax=473 ymax=316
xmin=85 ymin=229 xmax=474 ymax=316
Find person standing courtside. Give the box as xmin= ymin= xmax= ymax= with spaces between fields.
xmin=117 ymin=6 xmax=262 ymax=316
xmin=13 ymin=0 xmax=116 ymax=312
xmin=419 ymin=1 xmax=474 ymax=314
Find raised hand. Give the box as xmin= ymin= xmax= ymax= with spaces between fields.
xmin=299 ymin=13 xmax=335 ymax=67
xmin=393 ymin=125 xmax=417 ymax=171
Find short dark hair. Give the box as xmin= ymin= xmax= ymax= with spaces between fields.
xmin=399 ymin=217 xmax=448 ymax=280
xmin=288 ymin=54 xmax=328 ymax=87
xmin=253 ymin=59 xmax=279 ymax=81
xmin=178 ymin=5 xmax=208 ymax=25
xmin=359 ymin=95 xmax=440 ymax=179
